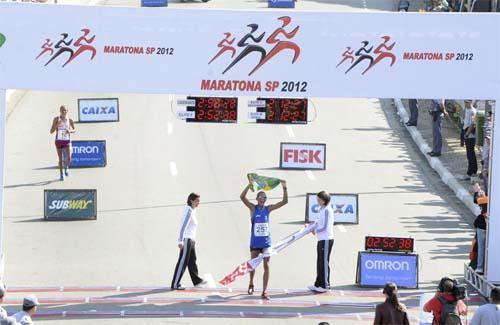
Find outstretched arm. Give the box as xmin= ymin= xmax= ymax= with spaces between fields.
xmin=269 ymin=180 xmax=288 ymax=212
xmin=240 ymin=184 xmax=254 ymax=211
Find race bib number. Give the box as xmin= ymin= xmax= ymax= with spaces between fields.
xmin=254 ymin=223 xmax=269 ymax=237
xmin=57 ymin=129 xmax=70 ymax=140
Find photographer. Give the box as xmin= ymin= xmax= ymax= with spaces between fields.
xmin=423 ymin=277 xmax=467 ymax=325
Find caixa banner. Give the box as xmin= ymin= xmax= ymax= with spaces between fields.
xmin=44 ymin=189 xmax=97 ymax=220
xmin=305 ymin=193 xmax=359 ymax=224
xmin=70 ymin=140 xmax=107 ymax=168
xmin=78 ymin=98 xmax=119 ymax=123
xmin=356 ymin=251 xmax=419 ymax=288
xmin=280 ymin=143 xmax=326 ymax=170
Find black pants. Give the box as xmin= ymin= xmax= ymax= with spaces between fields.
xmin=315 ymin=239 xmax=334 ymax=289
xmin=465 ymin=137 xmax=477 ymax=176
xmin=171 ymin=239 xmax=203 ymax=288
xmin=408 ymin=99 xmax=418 ymax=125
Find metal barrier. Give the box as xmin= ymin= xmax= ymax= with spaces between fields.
xmin=464 ymin=263 xmax=498 ymax=297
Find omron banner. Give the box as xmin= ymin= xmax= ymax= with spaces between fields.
xmin=0 ymin=3 xmax=499 ymax=99
xmin=70 ymin=140 xmax=107 ymax=168
xmin=357 ymin=251 xmax=418 ymax=288
xmin=44 ymin=189 xmax=97 ymax=220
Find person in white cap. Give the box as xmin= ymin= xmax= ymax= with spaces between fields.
xmin=13 ymin=295 xmax=39 ymax=325
xmin=0 ymin=285 xmax=7 ymax=320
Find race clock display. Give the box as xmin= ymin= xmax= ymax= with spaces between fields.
xmin=186 ymin=96 xmax=238 ymax=123
xmin=256 ymin=97 xmax=308 ymax=124
xmin=365 ymin=236 xmax=414 ymax=253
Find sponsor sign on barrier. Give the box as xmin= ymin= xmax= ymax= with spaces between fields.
xmin=305 ymin=193 xmax=358 ymax=224
xmin=44 ymin=189 xmax=97 ymax=220
xmin=141 ymin=0 xmax=168 ymax=6
xmin=70 ymin=140 xmax=107 ymax=168
xmin=356 ymin=251 xmax=418 ymax=288
xmin=268 ymin=0 xmax=295 ymax=8
xmin=280 ymin=143 xmax=326 ymax=170
xmin=78 ymin=98 xmax=119 ymax=123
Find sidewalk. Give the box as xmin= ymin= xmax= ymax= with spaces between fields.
xmin=396 ymin=99 xmax=483 ymax=215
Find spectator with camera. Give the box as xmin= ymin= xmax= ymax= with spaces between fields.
xmin=423 ymin=277 xmax=467 ymax=325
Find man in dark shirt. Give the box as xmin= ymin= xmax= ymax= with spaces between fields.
xmin=474 ymin=196 xmax=488 ymax=274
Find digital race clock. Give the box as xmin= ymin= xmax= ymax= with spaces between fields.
xmin=186 ymin=96 xmax=238 ymax=123
xmin=365 ymin=236 xmax=414 ymax=253
xmin=256 ymin=97 xmax=308 ymax=124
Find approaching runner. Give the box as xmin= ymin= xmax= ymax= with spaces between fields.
xmin=240 ymin=178 xmax=288 ymax=300
xmin=49 ymin=106 xmax=75 ymax=181
xmin=171 ymin=193 xmax=206 ymax=290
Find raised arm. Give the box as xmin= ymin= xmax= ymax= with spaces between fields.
xmin=50 ymin=117 xmax=58 ymax=134
xmin=269 ymin=180 xmax=288 ymax=212
xmin=240 ymin=184 xmax=255 ymax=211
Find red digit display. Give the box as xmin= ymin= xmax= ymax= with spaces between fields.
xmin=256 ymin=97 xmax=308 ymax=124
xmin=186 ymin=97 xmax=238 ymax=123
xmin=365 ymin=236 xmax=414 ymax=252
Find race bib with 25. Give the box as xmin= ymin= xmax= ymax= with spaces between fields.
xmin=254 ymin=223 xmax=269 ymax=237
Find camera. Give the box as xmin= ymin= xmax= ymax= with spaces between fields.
xmin=453 ymin=284 xmax=467 ymax=300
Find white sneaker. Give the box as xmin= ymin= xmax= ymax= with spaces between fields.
xmin=308 ymin=285 xmax=319 ymax=292
xmin=315 ymin=286 xmax=328 ymax=293
xmin=195 ymin=280 xmax=207 ymax=288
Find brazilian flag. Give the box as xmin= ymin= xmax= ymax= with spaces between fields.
xmin=247 ymin=173 xmax=281 ymax=192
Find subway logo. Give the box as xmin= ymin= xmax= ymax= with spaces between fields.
xmin=48 ymin=200 xmax=93 ymax=210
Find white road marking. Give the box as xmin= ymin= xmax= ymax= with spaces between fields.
xmin=204 ymin=273 xmax=217 ymax=288
xmin=337 ymin=225 xmax=347 ymax=233
xmin=285 ymin=126 xmax=295 ymax=138
xmin=356 ymin=314 xmax=362 ymax=321
xmin=169 ymin=161 xmax=178 ymax=176
xmin=305 ymin=170 xmax=316 ymax=181
xmin=167 ymin=122 xmax=173 ymax=135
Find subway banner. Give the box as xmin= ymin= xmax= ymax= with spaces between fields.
xmin=356 ymin=251 xmax=419 ymax=289
xmin=70 ymin=140 xmax=107 ymax=168
xmin=0 ymin=3 xmax=499 ymax=99
xmin=78 ymin=98 xmax=119 ymax=123
xmin=44 ymin=189 xmax=97 ymax=220
xmin=305 ymin=193 xmax=359 ymax=224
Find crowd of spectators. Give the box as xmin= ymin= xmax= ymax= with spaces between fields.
xmin=0 ymin=286 xmax=39 ymax=325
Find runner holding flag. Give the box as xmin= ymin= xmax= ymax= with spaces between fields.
xmin=240 ymin=175 xmax=288 ymax=300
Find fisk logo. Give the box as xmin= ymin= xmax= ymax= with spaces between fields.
xmin=82 ymin=106 xmax=116 ymax=115
xmin=209 ymin=16 xmax=301 ymax=76
xmin=48 ymin=200 xmax=92 ymax=210
xmin=284 ymin=149 xmax=321 ymax=164
xmin=311 ymin=204 xmax=354 ymax=214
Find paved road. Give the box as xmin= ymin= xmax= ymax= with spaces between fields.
xmin=2 ymin=0 xmax=478 ymax=324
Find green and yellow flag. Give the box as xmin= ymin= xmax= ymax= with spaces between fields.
xmin=247 ymin=173 xmax=281 ymax=192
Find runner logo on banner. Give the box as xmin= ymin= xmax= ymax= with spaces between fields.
xmin=305 ymin=193 xmax=359 ymax=224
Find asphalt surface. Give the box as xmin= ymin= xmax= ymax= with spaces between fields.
xmin=1 ymin=0 xmax=480 ymax=324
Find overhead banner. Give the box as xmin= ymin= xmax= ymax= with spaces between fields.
xmin=356 ymin=251 xmax=419 ymax=289
xmin=44 ymin=189 xmax=97 ymax=220
xmin=305 ymin=193 xmax=359 ymax=224
xmin=0 ymin=3 xmax=499 ymax=99
xmin=78 ymin=98 xmax=119 ymax=123
xmin=70 ymin=140 xmax=107 ymax=168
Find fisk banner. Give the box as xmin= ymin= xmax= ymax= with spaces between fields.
xmin=44 ymin=189 xmax=97 ymax=220
xmin=306 ymin=193 xmax=359 ymax=224
xmin=280 ymin=143 xmax=326 ymax=170
xmin=70 ymin=140 xmax=107 ymax=168
xmin=78 ymin=98 xmax=119 ymax=123
xmin=356 ymin=251 xmax=418 ymax=288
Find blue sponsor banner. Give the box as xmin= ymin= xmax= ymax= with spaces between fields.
xmin=141 ymin=0 xmax=168 ymax=7
xmin=78 ymin=98 xmax=119 ymax=123
xmin=268 ymin=0 xmax=295 ymax=8
xmin=70 ymin=140 xmax=107 ymax=168
xmin=357 ymin=251 xmax=418 ymax=288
